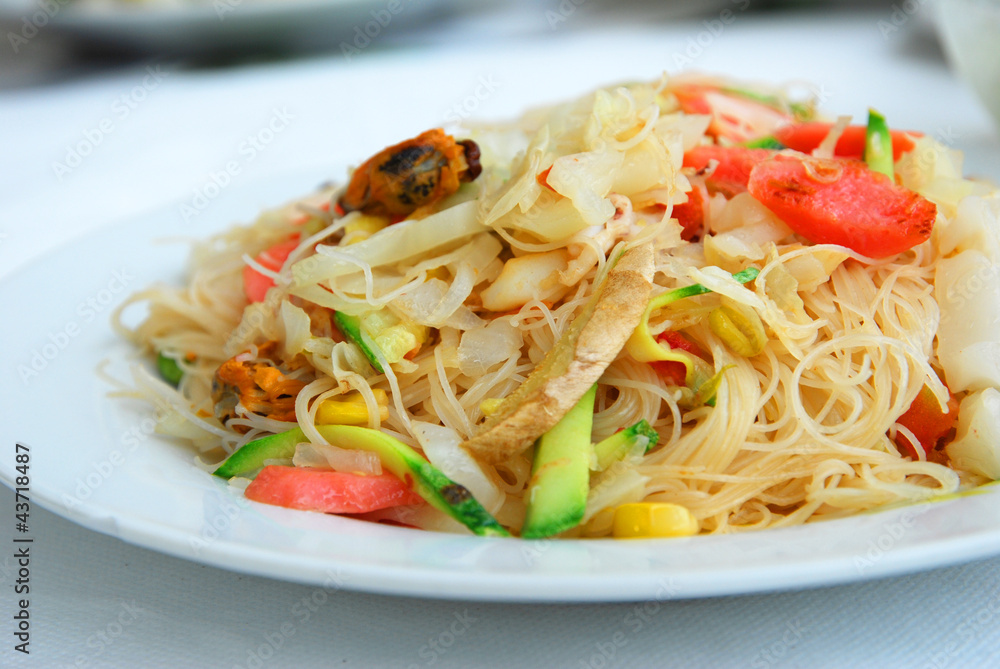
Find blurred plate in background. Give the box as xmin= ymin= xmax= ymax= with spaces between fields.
xmin=0 ymin=0 xmax=459 ymax=55
xmin=0 ymin=0 xmax=733 ymax=57
xmin=935 ymin=0 xmax=1000 ymax=130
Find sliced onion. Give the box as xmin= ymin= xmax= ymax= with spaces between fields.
xmin=710 ymin=191 xmax=789 ymax=234
xmin=610 ymin=136 xmax=672 ymax=198
xmin=547 ymin=148 xmax=621 ymax=226
xmin=583 ymin=467 xmax=649 ymax=523
xmin=281 ymin=301 xmax=312 ymax=357
xmin=811 ymin=114 xmax=851 ymax=160
xmin=355 ymin=504 xmax=469 ymax=534
xmin=291 ymin=201 xmax=482 ymax=287
xmin=686 ymin=265 xmax=767 ymax=311
xmin=704 ymin=214 xmax=792 ymax=268
xmin=781 ymin=248 xmax=848 ymax=292
xmin=412 ymin=421 xmax=503 ymax=513
xmin=458 ymin=318 xmax=523 ymax=377
xmin=293 ymin=441 xmax=382 ymax=475
xmin=428 ymin=262 xmax=477 ymax=325
xmin=897 ymin=136 xmax=981 ymax=212
xmin=393 ymin=278 xmax=485 ymax=330
xmin=494 ymin=195 xmax=590 ymax=242
xmin=655 ymin=111 xmax=711 ymax=153
xmin=483 ymin=125 xmax=550 ymax=226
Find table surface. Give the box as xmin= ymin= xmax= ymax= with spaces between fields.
xmin=3 ymin=1 xmax=1000 ymax=667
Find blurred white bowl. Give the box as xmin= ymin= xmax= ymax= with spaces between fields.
xmin=937 ymin=0 xmax=1000 ymax=130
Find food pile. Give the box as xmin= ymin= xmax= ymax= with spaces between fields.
xmin=118 ymin=74 xmax=1000 ymax=540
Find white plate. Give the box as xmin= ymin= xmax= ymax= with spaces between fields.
xmin=3 ymin=171 xmax=1000 ymax=602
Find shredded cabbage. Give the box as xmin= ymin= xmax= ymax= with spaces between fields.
xmin=936 ymin=249 xmax=1000 ymax=392
xmin=946 ymin=389 xmax=1000 ymax=479
xmin=292 ymin=200 xmax=483 ymax=288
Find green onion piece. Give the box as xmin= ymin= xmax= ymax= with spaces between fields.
xmin=157 ymin=352 xmax=184 ymax=387
xmin=864 ymin=108 xmax=894 ymax=178
xmin=742 ymin=136 xmax=786 ymax=150
xmin=654 ymin=267 xmax=760 ymax=309
xmin=695 ymin=365 xmax=735 ymax=408
xmin=592 ymin=420 xmax=659 ymax=472
xmin=721 ymin=87 xmax=782 ymax=108
xmin=719 ymin=88 xmax=814 ymax=122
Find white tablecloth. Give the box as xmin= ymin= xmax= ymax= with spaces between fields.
xmin=3 ymin=2 xmax=1000 ymax=667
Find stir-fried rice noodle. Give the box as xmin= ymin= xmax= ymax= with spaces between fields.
xmin=113 ymin=75 xmax=1000 ymax=536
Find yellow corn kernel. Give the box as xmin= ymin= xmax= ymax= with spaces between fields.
xmin=342 ymin=214 xmax=388 ymax=245
xmin=361 ymin=310 xmax=428 ymax=364
xmin=611 ymin=502 xmax=699 ymax=539
xmin=708 ymin=298 xmax=767 ymax=357
xmin=374 ymin=323 xmax=425 ymax=363
xmin=315 ymin=389 xmax=389 ymax=425
xmin=479 ymin=398 xmax=503 ymax=417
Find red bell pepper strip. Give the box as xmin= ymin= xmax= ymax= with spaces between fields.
xmin=245 ymin=465 xmax=424 ymax=514
xmin=672 ymin=185 xmax=706 ymax=241
xmin=772 ymin=123 xmax=920 ymax=162
xmin=243 ymin=235 xmax=301 ymax=303
xmin=651 ymin=331 xmax=707 ymax=387
xmin=672 ymin=84 xmax=793 ymax=144
xmin=683 ymin=145 xmax=774 ymax=195
xmin=747 ymin=154 xmax=936 ymax=258
xmin=895 ymin=386 xmax=959 ymax=460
